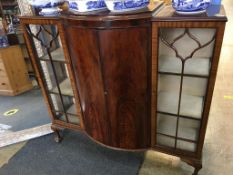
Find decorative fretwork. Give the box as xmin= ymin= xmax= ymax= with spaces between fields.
xmin=17 ymin=0 xmax=44 ymax=57
xmin=26 ymin=24 xmax=69 ymax=123
xmin=157 ymin=28 xmax=217 ymax=151
xmin=26 ymin=25 xmax=59 ymax=49
xmin=159 ymin=28 xmax=216 ymax=62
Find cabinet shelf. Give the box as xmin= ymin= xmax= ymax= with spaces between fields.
xmin=159 ymin=56 xmax=210 ymax=77
xmin=50 ymin=78 xmax=74 ymax=97
xmin=157 ymin=134 xmax=197 ymax=152
xmin=157 ymin=114 xmax=199 ymax=141
xmin=157 ymin=114 xmax=176 ymax=137
xmin=157 ymin=135 xmax=175 ymax=148
xmin=40 ymin=48 xmax=66 ymax=63
xmin=56 ymin=104 xmax=81 ymax=125
xmin=177 ymin=140 xmax=196 ymax=152
xmin=66 ymin=104 xmax=80 ymax=125
xmin=157 ymin=92 xmax=203 ymax=119
xmin=60 ymin=115 xmax=80 ymax=125
xmin=66 ymin=103 xmax=81 ymax=116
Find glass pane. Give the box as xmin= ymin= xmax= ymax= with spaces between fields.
xmin=184 ymin=58 xmax=210 ymax=76
xmin=48 ymin=38 xmax=64 ymax=62
xmin=39 ymin=60 xmax=74 ymax=97
xmin=182 ymin=77 xmax=208 ymax=96
xmin=66 ymin=99 xmax=77 ymax=115
xmin=157 ymin=27 xmax=216 ymax=150
xmin=54 ymin=111 xmax=64 ymax=121
xmin=178 ymin=118 xmax=200 ymax=141
xmin=41 ymin=48 xmax=65 ymax=62
xmin=177 ymin=140 xmax=197 ymax=152
xmin=49 ymin=94 xmax=65 ymax=119
xmin=28 ymin=24 xmax=68 ymax=60
xmin=25 ymin=23 xmax=81 ymax=126
xmin=157 ymin=114 xmax=177 ymax=136
xmin=159 ymin=28 xmax=215 ymax=76
xmin=50 ymin=77 xmax=73 ymax=96
xmin=157 ymin=135 xmax=175 ymax=148
xmin=159 ymin=28 xmax=184 ymax=57
xmin=157 ymin=75 xmax=181 ymax=115
xmin=180 ymin=77 xmax=207 ymax=119
xmin=188 ymin=28 xmax=216 ymax=58
xmin=159 ymin=55 xmax=182 ymax=74
xmin=50 ymin=94 xmax=80 ymax=125
xmin=28 ymin=24 xmax=65 ymax=62
xmin=50 ymin=94 xmax=72 ymax=112
xmin=67 ymin=114 xmax=80 ymax=125
xmin=65 ymin=100 xmax=80 ymax=125
xmin=179 ymin=94 xmax=203 ymax=118
xmin=59 ymin=114 xmax=80 ymax=125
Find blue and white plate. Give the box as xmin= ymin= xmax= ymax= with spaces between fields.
xmin=105 ymin=0 xmax=150 ymax=12
xmin=68 ymin=0 xmax=107 ymax=13
xmin=175 ymin=9 xmax=206 ymax=15
xmin=0 ymin=35 xmax=9 ymax=48
xmin=28 ymin=0 xmax=65 ymax=8
xmin=39 ymin=8 xmax=62 ymax=16
xmin=27 ymin=0 xmax=65 ymax=16
xmin=172 ymin=0 xmax=211 ymax=14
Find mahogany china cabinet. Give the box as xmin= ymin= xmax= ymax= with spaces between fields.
xmin=20 ymin=4 xmax=227 ymax=175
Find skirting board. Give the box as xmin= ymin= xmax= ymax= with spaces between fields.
xmin=0 ymin=124 xmax=53 ymax=148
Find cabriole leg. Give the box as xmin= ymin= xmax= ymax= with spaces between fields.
xmin=182 ymin=158 xmax=202 ymax=175
xmin=193 ymin=164 xmax=202 ymax=175
xmin=51 ymin=125 xmax=63 ymax=143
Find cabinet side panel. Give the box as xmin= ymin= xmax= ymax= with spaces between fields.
xmin=99 ymin=27 xmax=151 ymax=149
xmin=151 ymin=24 xmax=159 ymax=146
xmin=65 ymin=27 xmax=110 ymax=144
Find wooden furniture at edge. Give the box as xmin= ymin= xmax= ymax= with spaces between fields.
xmin=0 ymin=45 xmax=33 ymax=95
xmin=20 ymin=5 xmax=227 ymax=175
xmin=0 ymin=0 xmax=35 ymax=77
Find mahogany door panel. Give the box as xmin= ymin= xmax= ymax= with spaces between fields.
xmin=65 ymin=27 xmax=111 ymax=144
xmin=65 ymin=25 xmax=151 ymax=149
xmin=99 ymin=28 xmax=151 ymax=149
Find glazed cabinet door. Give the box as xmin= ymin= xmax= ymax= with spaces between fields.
xmin=21 ymin=18 xmax=83 ymax=130
xmin=152 ymin=22 xmax=226 ymax=157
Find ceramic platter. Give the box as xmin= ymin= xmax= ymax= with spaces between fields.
xmin=68 ymin=8 xmax=107 ymax=15
xmin=105 ymin=0 xmax=150 ymax=13
xmin=175 ymin=9 xmax=206 ymax=15
xmin=39 ymin=8 xmax=62 ymax=16
xmin=68 ymin=0 xmax=107 ymax=13
xmin=109 ymin=5 xmax=148 ymax=13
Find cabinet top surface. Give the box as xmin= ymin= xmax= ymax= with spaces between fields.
xmin=19 ymin=4 xmax=227 ymax=23
xmin=152 ymin=5 xmax=227 ymax=22
xmin=19 ymin=2 xmax=162 ymax=22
